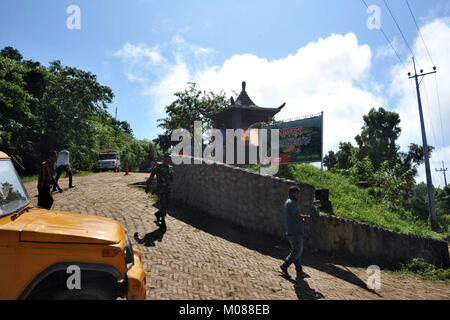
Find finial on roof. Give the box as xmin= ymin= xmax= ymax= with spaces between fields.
xmin=230 ymin=96 xmax=235 ymax=104
xmin=242 ymin=81 xmax=246 ymax=91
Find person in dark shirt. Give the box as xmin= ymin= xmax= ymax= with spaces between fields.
xmin=280 ymin=186 xmax=310 ymax=279
xmin=145 ymin=153 xmax=174 ymax=228
xmin=37 ymin=151 xmax=59 ymax=209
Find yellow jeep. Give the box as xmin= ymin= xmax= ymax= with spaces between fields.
xmin=0 ymin=152 xmax=146 ymax=300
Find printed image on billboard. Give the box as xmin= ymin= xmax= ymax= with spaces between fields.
xmin=261 ymin=115 xmax=322 ymax=164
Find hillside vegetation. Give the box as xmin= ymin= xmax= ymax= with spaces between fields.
xmin=0 ymin=46 xmax=162 ymax=175
xmin=277 ymin=163 xmax=449 ymax=240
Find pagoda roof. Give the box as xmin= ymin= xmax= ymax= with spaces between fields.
xmin=208 ymin=81 xmax=285 ymax=118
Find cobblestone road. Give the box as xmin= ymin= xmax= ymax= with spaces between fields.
xmin=24 ymin=172 xmax=449 ymax=300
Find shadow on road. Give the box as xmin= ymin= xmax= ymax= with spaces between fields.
xmin=305 ymin=260 xmax=382 ymax=298
xmin=134 ymin=226 xmax=166 ymax=247
xmin=280 ymin=274 xmax=325 ymax=300
xmin=168 ymin=204 xmax=382 ymax=299
xmin=293 ymin=277 xmax=325 ymax=300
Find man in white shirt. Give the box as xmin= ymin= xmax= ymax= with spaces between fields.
xmin=53 ymin=145 xmax=75 ymax=191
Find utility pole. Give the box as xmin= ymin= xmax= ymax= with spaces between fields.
xmin=115 ymin=107 xmax=118 ymax=120
xmin=436 ymin=161 xmax=448 ymax=187
xmin=408 ymin=57 xmax=438 ymax=228
xmin=320 ymin=111 xmax=324 ymax=189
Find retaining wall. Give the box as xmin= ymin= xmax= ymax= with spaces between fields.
xmin=170 ymin=158 xmax=449 ymax=267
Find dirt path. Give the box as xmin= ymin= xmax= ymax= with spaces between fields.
xmin=23 ymin=172 xmax=449 ymax=300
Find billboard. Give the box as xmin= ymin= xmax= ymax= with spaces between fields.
xmin=261 ymin=114 xmax=323 ymax=164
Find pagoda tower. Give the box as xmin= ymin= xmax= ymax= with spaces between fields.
xmin=208 ymin=81 xmax=285 ymax=130
xmin=206 ymin=81 xmax=285 ymax=164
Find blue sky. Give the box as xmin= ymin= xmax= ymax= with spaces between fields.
xmin=1 ymin=0 xmax=449 ymax=186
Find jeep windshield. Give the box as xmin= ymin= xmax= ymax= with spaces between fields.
xmin=99 ymin=154 xmax=117 ymax=160
xmin=0 ymin=160 xmax=31 ymax=217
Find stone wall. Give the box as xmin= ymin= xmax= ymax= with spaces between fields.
xmin=305 ymin=214 xmax=449 ymax=267
xmin=171 ymin=158 xmax=449 ymax=268
xmin=171 ymin=159 xmax=315 ymax=236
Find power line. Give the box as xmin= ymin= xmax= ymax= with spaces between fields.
xmin=405 ymin=0 xmax=435 ymax=67
xmin=422 ymin=77 xmax=437 ymax=151
xmin=363 ymin=0 xmax=443 ymax=178
xmin=433 ymin=73 xmax=446 ymax=155
xmin=382 ymin=0 xmax=417 ymax=63
xmin=404 ymin=0 xmax=447 ymax=183
xmin=409 ymin=57 xmax=438 ymax=227
xmin=361 ymin=0 xmax=409 ymax=73
xmin=407 ymin=78 xmax=442 ymax=188
xmin=421 ymin=77 xmax=443 ymax=187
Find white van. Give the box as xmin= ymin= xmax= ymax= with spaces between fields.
xmin=96 ymin=150 xmax=120 ymax=172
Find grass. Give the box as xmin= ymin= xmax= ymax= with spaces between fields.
xmin=392 ymin=258 xmax=450 ymax=282
xmin=20 ymin=170 xmax=94 ymax=184
xmin=247 ymin=163 xmax=449 ymax=240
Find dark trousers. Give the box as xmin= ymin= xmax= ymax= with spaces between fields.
xmin=157 ymin=192 xmax=170 ymax=218
xmin=38 ymin=190 xmax=54 ymax=210
xmin=282 ymin=233 xmax=304 ymax=272
xmin=54 ymin=165 xmax=73 ymax=187
xmin=154 ymin=191 xmax=170 ymax=227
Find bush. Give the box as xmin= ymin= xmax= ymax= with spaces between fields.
xmin=274 ymin=163 xmax=449 ymax=240
xmin=400 ymin=258 xmax=450 ymax=281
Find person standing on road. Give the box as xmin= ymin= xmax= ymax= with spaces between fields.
xmin=38 ymin=151 xmax=61 ymax=209
xmin=145 ymin=153 xmax=174 ymax=228
xmin=280 ymin=186 xmax=310 ymax=280
xmin=53 ymin=145 xmax=75 ymax=191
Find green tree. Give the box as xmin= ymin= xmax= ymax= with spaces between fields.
xmin=0 ymin=55 xmax=38 ymax=150
xmin=405 ymin=182 xmax=431 ymax=220
xmin=398 ymin=143 xmax=434 ymax=177
xmin=0 ymin=46 xmax=23 ymax=62
xmin=355 ymin=107 xmax=401 ymax=170
xmin=335 ymin=142 xmax=357 ymax=170
xmin=156 ymin=82 xmax=229 ymax=151
xmin=435 ymin=185 xmax=450 ymax=217
xmin=350 ymin=156 xmax=375 ymax=183
xmin=323 ymin=150 xmax=337 ymax=170
xmin=1 ymin=46 xmax=160 ymax=174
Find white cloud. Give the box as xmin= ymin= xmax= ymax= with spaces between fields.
xmin=115 ymin=19 xmax=449 ymax=185
xmin=114 ymin=43 xmax=164 ymax=83
xmin=423 ymin=1 xmax=450 ymax=23
xmin=375 ymin=37 xmax=401 ymax=59
xmin=144 ymin=57 xmax=191 ymax=114
xmin=114 ymin=37 xmax=215 ymax=116
xmin=115 ymin=42 xmax=163 ymax=64
xmin=171 ymin=35 xmax=215 ymax=57
xmin=191 ymin=32 xmax=383 ymax=153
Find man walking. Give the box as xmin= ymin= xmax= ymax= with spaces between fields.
xmin=38 ymin=151 xmax=59 ymax=209
xmin=280 ymin=186 xmax=310 ymax=279
xmin=145 ymin=153 xmax=174 ymax=228
xmin=53 ymin=145 xmax=75 ymax=191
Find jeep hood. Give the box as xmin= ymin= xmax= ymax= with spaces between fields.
xmin=19 ymin=209 xmax=125 ymax=244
